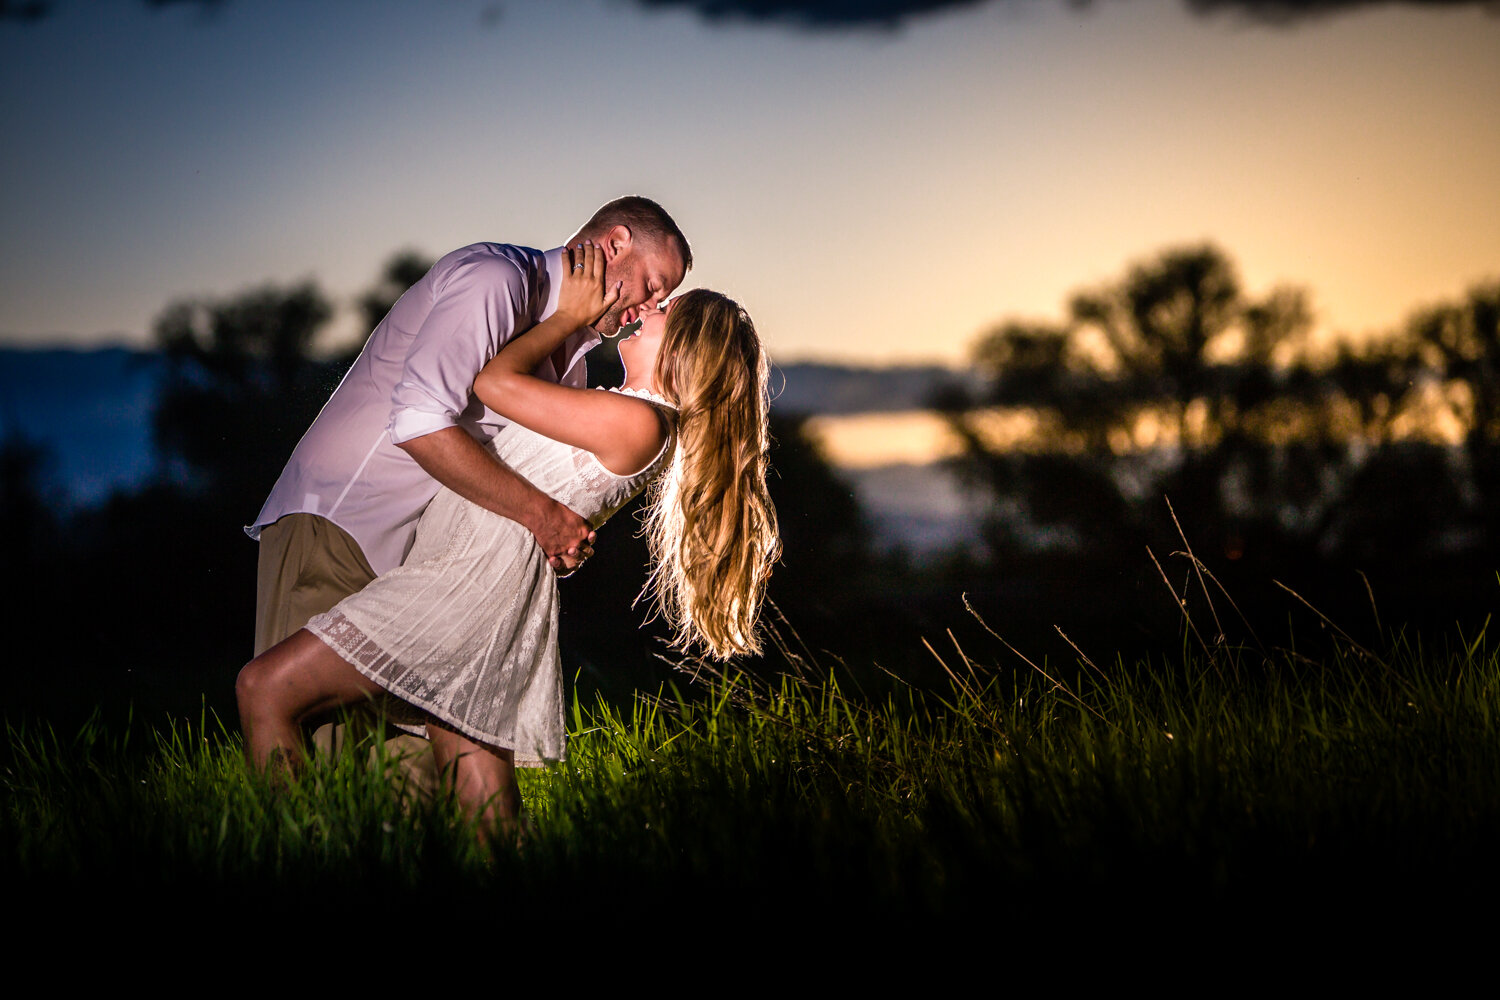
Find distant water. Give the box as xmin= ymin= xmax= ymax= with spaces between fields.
xmin=842 ymin=463 xmax=984 ymax=558
xmin=0 ymin=347 xmax=165 ymax=507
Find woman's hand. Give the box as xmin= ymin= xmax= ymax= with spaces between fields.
xmin=556 ymin=240 xmax=622 ymax=330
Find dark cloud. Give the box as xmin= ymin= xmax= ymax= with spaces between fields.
xmin=1185 ymin=0 xmax=1500 ymax=23
xmin=4 ymin=0 xmax=987 ymax=29
xmin=634 ymin=0 xmax=1497 ymax=28
xmin=632 ymin=0 xmax=993 ymax=30
xmin=2 ymin=0 xmax=223 ymax=20
xmin=0 ymin=0 xmax=50 ymax=21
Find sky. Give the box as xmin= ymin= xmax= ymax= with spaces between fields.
xmin=2 ymin=0 xmax=1497 ymax=364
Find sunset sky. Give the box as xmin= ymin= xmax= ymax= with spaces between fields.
xmin=3 ymin=0 xmax=1497 ymax=364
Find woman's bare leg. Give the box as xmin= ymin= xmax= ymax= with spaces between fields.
xmin=236 ymin=629 xmax=387 ymax=776
xmin=427 ymin=721 xmax=523 ymax=842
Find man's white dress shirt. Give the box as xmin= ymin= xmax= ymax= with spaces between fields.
xmin=247 ymin=243 xmax=599 ymax=575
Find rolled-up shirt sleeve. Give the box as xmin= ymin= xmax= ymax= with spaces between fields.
xmin=388 ymin=252 xmax=531 ymax=445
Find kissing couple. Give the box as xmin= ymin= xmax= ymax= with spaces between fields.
xmin=236 ymin=196 xmax=779 ymax=836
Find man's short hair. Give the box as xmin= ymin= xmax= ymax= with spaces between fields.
xmin=579 ymin=196 xmax=693 ymax=272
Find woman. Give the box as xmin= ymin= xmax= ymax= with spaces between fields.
xmin=235 ymin=241 xmax=779 ymax=832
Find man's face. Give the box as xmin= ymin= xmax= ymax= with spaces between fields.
xmin=593 ymin=237 xmax=687 ymax=337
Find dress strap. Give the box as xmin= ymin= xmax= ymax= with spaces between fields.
xmin=603 ymin=385 xmax=677 ymax=409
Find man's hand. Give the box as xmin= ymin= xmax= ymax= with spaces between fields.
xmin=526 ymin=499 xmax=597 ymax=575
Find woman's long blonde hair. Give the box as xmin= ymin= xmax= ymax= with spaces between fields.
xmin=642 ymin=289 xmax=779 ymax=660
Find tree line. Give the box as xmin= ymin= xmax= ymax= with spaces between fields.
xmin=936 ymin=243 xmax=1500 ymax=646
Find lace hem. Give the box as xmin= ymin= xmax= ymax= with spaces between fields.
xmin=304 ymin=609 xmax=563 ymax=764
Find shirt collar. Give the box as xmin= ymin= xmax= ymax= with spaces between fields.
xmin=540 ymin=246 xmax=565 ymax=321
xmin=541 ymin=246 xmax=602 ymax=378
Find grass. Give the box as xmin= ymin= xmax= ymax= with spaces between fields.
xmin=7 ymin=592 xmax=1500 ymax=939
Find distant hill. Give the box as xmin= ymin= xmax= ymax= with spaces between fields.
xmin=772 ymin=361 xmax=983 ymax=416
xmin=0 ymin=347 xmax=165 ymax=506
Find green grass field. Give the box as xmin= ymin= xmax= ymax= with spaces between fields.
xmin=7 ymin=590 xmax=1500 ymax=941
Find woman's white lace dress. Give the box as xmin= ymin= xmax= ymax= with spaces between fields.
xmin=304 ymin=389 xmax=674 ymax=765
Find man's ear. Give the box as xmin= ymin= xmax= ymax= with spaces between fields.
xmin=605 ymin=224 xmax=632 ymax=260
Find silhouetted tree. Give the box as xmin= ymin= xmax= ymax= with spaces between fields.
xmin=357 ymin=249 xmax=435 ymax=334
xmin=946 ymin=244 xmax=1500 ymax=633
xmin=152 ymin=280 xmax=338 ymax=506
xmin=950 ymin=245 xmax=1318 ymax=564
xmin=1405 ymin=281 xmax=1500 ymax=546
xmin=0 ymin=430 xmax=57 ymax=563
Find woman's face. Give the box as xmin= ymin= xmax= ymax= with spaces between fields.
xmin=618 ymin=298 xmax=673 ymax=380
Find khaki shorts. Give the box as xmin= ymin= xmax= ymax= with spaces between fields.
xmin=254 ymin=512 xmax=376 ymax=655
xmin=254 ymin=513 xmax=437 ymax=793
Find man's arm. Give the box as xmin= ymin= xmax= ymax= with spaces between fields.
xmin=397 ymin=426 xmax=594 ymax=571
xmin=385 ymin=247 xmax=593 ymax=571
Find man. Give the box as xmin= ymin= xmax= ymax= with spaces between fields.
xmin=245 ymin=195 xmax=691 ymax=776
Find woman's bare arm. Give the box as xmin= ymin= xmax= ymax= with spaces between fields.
xmin=487 ymin=241 xmax=618 ymax=380
xmin=474 ymin=242 xmax=668 ymax=475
